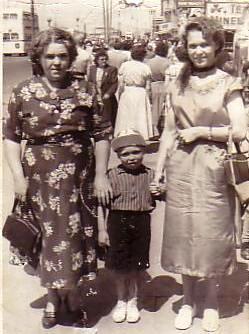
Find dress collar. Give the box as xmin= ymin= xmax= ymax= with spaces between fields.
xmin=29 ymin=75 xmax=88 ymax=102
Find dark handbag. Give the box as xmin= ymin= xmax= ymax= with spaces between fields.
xmin=224 ymin=127 xmax=249 ymax=203
xmin=2 ymin=197 xmax=42 ymax=268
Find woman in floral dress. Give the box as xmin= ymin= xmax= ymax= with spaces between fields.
xmin=4 ymin=28 xmax=112 ymax=328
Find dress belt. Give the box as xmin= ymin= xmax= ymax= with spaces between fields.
xmin=125 ymin=84 xmax=145 ymax=88
xmin=27 ymin=131 xmax=91 ymax=145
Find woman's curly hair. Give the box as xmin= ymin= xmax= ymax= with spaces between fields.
xmin=178 ymin=16 xmax=225 ymax=91
xmin=30 ymin=28 xmax=78 ymax=76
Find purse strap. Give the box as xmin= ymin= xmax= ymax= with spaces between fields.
xmin=12 ymin=198 xmax=19 ymax=213
xmin=227 ymin=126 xmax=237 ymax=186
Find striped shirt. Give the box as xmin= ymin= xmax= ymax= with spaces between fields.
xmin=107 ymin=164 xmax=155 ymax=211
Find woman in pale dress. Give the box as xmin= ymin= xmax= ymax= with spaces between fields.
xmin=114 ymin=44 xmax=153 ymax=140
xmin=154 ymin=17 xmax=247 ymax=332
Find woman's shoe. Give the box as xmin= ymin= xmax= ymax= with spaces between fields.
xmin=112 ymin=301 xmax=127 ymax=323
xmin=126 ymin=298 xmax=140 ymax=323
xmin=174 ymin=304 xmax=196 ymax=330
xmin=202 ymin=308 xmax=219 ymax=332
xmin=42 ymin=310 xmax=57 ymax=329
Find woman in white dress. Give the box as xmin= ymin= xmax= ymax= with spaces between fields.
xmin=114 ymin=45 xmax=153 ymax=140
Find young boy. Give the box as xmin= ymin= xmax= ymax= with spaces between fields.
xmin=98 ymin=129 xmax=161 ymax=323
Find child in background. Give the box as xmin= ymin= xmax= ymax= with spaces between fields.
xmin=98 ymin=129 xmax=162 ymax=323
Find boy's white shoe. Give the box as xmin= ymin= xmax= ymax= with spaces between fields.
xmin=126 ymin=298 xmax=140 ymax=323
xmin=112 ymin=301 xmax=127 ymax=323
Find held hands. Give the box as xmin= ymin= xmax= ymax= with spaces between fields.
xmin=94 ymin=174 xmax=113 ymax=206
xmin=102 ymin=93 xmax=110 ymax=100
xmin=150 ymin=172 xmax=167 ymax=197
xmin=177 ymin=127 xmax=201 ymax=144
xmin=98 ymin=230 xmax=110 ymax=247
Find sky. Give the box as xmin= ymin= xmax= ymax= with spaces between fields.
xmin=3 ymin=0 xmax=162 ymax=34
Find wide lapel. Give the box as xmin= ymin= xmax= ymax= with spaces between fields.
xmin=101 ymin=66 xmax=109 ymax=88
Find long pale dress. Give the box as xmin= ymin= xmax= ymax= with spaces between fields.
xmin=114 ymin=60 xmax=153 ymax=140
xmin=161 ymin=70 xmax=242 ymax=278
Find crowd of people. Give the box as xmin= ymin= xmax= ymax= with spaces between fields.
xmin=3 ymin=15 xmax=249 ymax=332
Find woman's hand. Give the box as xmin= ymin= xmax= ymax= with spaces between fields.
xmin=94 ymin=174 xmax=113 ymax=206
xmin=102 ymin=93 xmax=110 ymax=100
xmin=14 ymin=175 xmax=28 ymax=199
xmin=178 ymin=127 xmax=201 ymax=144
xmin=150 ymin=171 xmax=166 ymax=196
xmin=98 ymin=230 xmax=110 ymax=247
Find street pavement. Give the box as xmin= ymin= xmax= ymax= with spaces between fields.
xmin=2 ymin=57 xmax=249 ymax=334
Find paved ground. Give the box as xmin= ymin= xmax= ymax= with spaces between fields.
xmin=2 ymin=57 xmax=249 ymax=334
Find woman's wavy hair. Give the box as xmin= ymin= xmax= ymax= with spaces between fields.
xmin=30 ymin=28 xmax=78 ymax=76
xmin=178 ymin=16 xmax=225 ymax=91
xmin=94 ymin=49 xmax=109 ymax=66
xmin=131 ymin=44 xmax=147 ymax=62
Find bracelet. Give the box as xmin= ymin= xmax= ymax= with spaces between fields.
xmin=208 ymin=127 xmax=213 ymax=140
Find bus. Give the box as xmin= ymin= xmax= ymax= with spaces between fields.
xmin=3 ymin=8 xmax=39 ymax=56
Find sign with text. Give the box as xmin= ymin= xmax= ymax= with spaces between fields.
xmin=177 ymin=0 xmax=205 ymax=8
xmin=206 ymin=1 xmax=249 ymax=30
xmin=124 ymin=0 xmax=143 ymax=6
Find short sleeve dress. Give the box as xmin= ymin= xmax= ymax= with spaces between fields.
xmin=114 ymin=60 xmax=153 ymax=140
xmin=4 ymin=75 xmax=112 ymax=289
xmin=161 ymin=69 xmax=242 ymax=278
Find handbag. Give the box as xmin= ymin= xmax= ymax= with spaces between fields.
xmin=2 ymin=197 xmax=42 ymax=268
xmin=224 ymin=127 xmax=249 ymax=204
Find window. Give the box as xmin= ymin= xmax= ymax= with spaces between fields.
xmin=3 ymin=14 xmax=9 ymax=19
xmin=11 ymin=33 xmax=19 ymax=40
xmin=9 ymin=13 xmax=18 ymax=19
xmin=3 ymin=33 xmax=10 ymax=41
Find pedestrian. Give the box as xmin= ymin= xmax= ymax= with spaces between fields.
xmin=107 ymin=41 xmax=130 ymax=70
xmin=71 ymin=31 xmax=92 ymax=80
xmin=114 ymin=44 xmax=153 ymax=140
xmin=88 ymin=49 xmax=118 ymax=128
xmin=146 ymin=42 xmax=169 ymax=138
xmin=98 ymin=129 xmax=161 ymax=323
xmin=154 ymin=17 xmax=247 ymax=332
xmin=4 ymin=28 xmax=113 ymax=329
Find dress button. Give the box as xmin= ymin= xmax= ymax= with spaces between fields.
xmin=50 ymin=91 xmax=58 ymax=100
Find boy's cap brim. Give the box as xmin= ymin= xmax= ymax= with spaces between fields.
xmin=112 ymin=134 xmax=147 ymax=152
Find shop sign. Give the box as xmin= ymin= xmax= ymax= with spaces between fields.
xmin=177 ymin=0 xmax=205 ymax=8
xmin=124 ymin=0 xmax=143 ymax=6
xmin=206 ymin=2 xmax=249 ymax=30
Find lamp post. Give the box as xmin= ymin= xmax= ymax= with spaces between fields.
xmin=31 ymin=0 xmax=35 ymax=39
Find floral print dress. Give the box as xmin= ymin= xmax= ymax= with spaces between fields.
xmin=5 ymin=76 xmax=112 ymax=289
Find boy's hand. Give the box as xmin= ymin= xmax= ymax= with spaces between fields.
xmin=149 ymin=181 xmax=162 ymax=196
xmin=98 ymin=230 xmax=110 ymax=247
